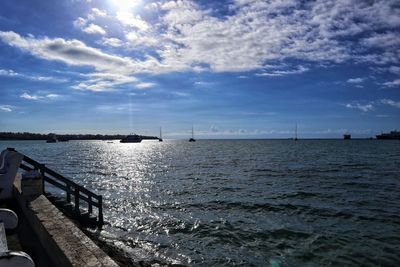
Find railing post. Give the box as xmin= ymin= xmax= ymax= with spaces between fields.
xmin=98 ymin=196 xmax=104 ymax=226
xmin=39 ymin=164 xmax=45 ymax=193
xmin=66 ymin=184 xmax=71 ymax=203
xmin=88 ymin=195 xmax=93 ymax=214
xmin=74 ymin=187 xmax=80 ymax=214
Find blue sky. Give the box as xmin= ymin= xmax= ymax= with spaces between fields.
xmin=0 ymin=0 xmax=399 ymax=138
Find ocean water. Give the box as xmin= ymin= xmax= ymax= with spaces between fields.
xmin=2 ymin=139 xmax=400 ymax=266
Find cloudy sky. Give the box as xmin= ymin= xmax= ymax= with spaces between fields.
xmin=0 ymin=0 xmax=399 ymax=138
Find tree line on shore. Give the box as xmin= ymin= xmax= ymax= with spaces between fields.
xmin=0 ymin=132 xmax=158 ymax=140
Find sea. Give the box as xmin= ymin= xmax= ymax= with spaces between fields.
xmin=2 ymin=139 xmax=400 ymax=266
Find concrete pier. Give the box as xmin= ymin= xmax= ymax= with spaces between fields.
xmin=14 ymin=186 xmax=119 ymax=266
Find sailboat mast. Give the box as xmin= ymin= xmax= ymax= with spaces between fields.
xmin=160 ymin=127 xmax=162 ymax=139
xmin=192 ymin=126 xmax=194 ymax=139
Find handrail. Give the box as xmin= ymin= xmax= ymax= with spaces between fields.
xmin=9 ymin=148 xmax=103 ymax=227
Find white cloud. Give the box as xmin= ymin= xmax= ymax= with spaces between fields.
xmin=101 ymin=37 xmax=123 ymax=47
xmin=2 ymin=0 xmax=400 ymax=85
xmin=74 ymin=72 xmax=138 ymax=91
xmin=0 ymin=68 xmax=67 ymax=83
xmin=256 ymin=66 xmax=309 ymax=77
xmin=20 ymin=92 xmax=41 ymax=100
xmin=388 ymin=66 xmax=400 ymax=75
xmin=382 ymin=79 xmax=400 ymax=88
xmin=73 ymin=17 xmax=87 ymax=28
xmin=74 ymin=8 xmax=107 ymax=34
xmin=90 ymin=8 xmax=107 ymax=18
xmin=0 ymin=105 xmax=12 ymax=112
xmin=83 ymin=23 xmax=107 ymax=35
xmin=381 ymin=99 xmax=400 ymax=108
xmin=362 ymin=32 xmax=400 ymax=48
xmin=20 ymin=92 xmax=62 ymax=101
xmin=0 ymin=69 xmax=19 ymax=76
xmin=0 ymin=31 xmax=139 ymax=73
xmin=345 ymin=103 xmax=374 ymax=112
xmin=347 ymin=78 xmax=364 ymax=83
xmin=135 ymin=82 xmax=156 ymax=89
xmin=46 ymin=94 xmax=61 ymax=99
xmin=116 ymin=12 xmax=149 ymax=31
xmin=125 ymin=32 xmax=159 ymax=47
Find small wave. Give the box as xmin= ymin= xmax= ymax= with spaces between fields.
xmin=281 ymin=191 xmax=319 ymax=199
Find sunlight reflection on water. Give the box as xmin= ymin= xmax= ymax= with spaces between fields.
xmin=2 ymin=139 xmax=400 ymax=266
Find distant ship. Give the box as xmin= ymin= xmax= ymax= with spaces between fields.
xmin=294 ymin=123 xmax=298 ymax=141
xmin=376 ymin=130 xmax=400 ymax=140
xmin=46 ymin=136 xmax=58 ymax=143
xmin=189 ymin=126 xmax=196 ymax=142
xmin=343 ymin=134 xmax=351 ymax=140
xmin=120 ymin=134 xmax=142 ymax=143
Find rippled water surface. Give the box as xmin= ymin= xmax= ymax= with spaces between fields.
xmin=2 ymin=140 xmax=400 ymax=266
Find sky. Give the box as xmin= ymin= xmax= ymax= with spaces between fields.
xmin=0 ymin=0 xmax=399 ymax=139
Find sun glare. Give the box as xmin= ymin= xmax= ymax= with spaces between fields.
xmin=110 ymin=0 xmax=139 ymax=11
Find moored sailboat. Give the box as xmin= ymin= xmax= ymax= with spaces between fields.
xmin=189 ymin=126 xmax=196 ymax=142
xmin=159 ymin=127 xmax=163 ymax=142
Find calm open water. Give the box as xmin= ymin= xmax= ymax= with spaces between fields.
xmin=2 ymin=139 xmax=400 ymax=266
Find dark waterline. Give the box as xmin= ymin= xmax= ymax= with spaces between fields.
xmin=2 ymin=140 xmax=400 ymax=266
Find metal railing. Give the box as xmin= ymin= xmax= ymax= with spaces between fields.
xmin=9 ymin=148 xmax=103 ymax=226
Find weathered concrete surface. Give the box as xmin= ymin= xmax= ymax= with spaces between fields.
xmin=15 ymin=191 xmax=119 ymax=267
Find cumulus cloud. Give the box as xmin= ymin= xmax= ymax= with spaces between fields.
xmin=362 ymin=32 xmax=400 ymax=48
xmin=73 ymin=0 xmax=400 ymax=74
xmin=0 ymin=69 xmax=19 ymax=76
xmin=382 ymin=79 xmax=400 ymax=88
xmin=101 ymin=37 xmax=123 ymax=47
xmin=82 ymin=24 xmax=106 ymax=35
xmin=0 ymin=31 xmax=139 ymax=73
xmin=116 ymin=12 xmax=149 ymax=31
xmin=0 ymin=105 xmax=12 ymax=112
xmin=381 ymin=99 xmax=400 ymax=108
xmin=2 ymin=0 xmax=400 ymax=91
xmin=90 ymin=8 xmax=107 ymax=18
xmin=20 ymin=92 xmax=40 ymax=100
xmin=20 ymin=92 xmax=61 ymax=101
xmin=345 ymin=103 xmax=374 ymax=112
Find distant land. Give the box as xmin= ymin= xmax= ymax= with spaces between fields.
xmin=0 ymin=132 xmax=159 ymax=141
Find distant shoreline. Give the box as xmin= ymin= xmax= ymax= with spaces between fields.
xmin=0 ymin=132 xmax=158 ymax=141
xmin=0 ymin=132 xmax=388 ymax=141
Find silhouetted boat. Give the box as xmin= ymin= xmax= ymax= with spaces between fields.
xmin=376 ymin=130 xmax=400 ymax=140
xmin=46 ymin=136 xmax=58 ymax=143
xmin=189 ymin=126 xmax=196 ymax=142
xmin=343 ymin=134 xmax=351 ymax=140
xmin=294 ymin=123 xmax=298 ymax=141
xmin=120 ymin=134 xmax=142 ymax=143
